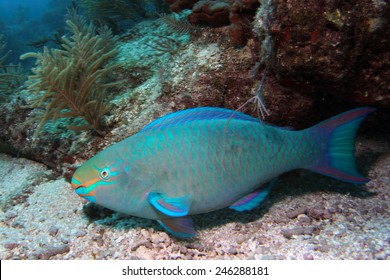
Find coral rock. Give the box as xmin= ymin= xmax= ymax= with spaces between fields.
xmin=185 ymin=0 xmax=259 ymax=46
xmin=165 ymin=0 xmax=200 ymax=13
xmin=188 ymin=1 xmax=231 ymax=27
xmin=263 ymin=0 xmax=390 ymax=108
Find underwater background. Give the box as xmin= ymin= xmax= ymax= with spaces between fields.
xmin=0 ymin=0 xmax=389 ymax=259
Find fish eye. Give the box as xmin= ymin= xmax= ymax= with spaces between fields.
xmin=100 ymin=168 xmax=110 ymax=179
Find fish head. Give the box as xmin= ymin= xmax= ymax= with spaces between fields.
xmin=71 ymin=149 xmax=131 ymax=207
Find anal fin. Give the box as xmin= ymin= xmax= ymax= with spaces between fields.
xmin=229 ymin=181 xmax=273 ymax=212
xmin=158 ymin=216 xmax=196 ymax=238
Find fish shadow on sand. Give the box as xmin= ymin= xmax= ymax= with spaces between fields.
xmin=80 ymin=151 xmax=381 ymax=237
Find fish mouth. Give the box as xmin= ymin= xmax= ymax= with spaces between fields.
xmin=71 ymin=177 xmax=82 ymax=189
xmin=74 ymin=186 xmax=87 ymax=195
xmin=71 ymin=178 xmax=96 ymax=203
xmin=74 ymin=186 xmax=84 ymax=192
xmin=74 ymin=186 xmax=96 ymax=203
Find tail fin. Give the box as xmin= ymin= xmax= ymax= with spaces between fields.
xmin=307 ymin=107 xmax=375 ymax=184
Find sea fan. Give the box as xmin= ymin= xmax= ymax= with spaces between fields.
xmin=20 ymin=18 xmax=120 ymax=137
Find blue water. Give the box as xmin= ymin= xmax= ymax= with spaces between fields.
xmin=0 ymin=0 xmax=70 ymax=65
xmin=0 ymin=0 xmax=49 ymax=20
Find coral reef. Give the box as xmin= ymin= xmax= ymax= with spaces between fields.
xmin=188 ymin=1 xmax=231 ymax=27
xmin=20 ymin=17 xmax=120 ymax=137
xmin=166 ymin=0 xmax=260 ymax=46
xmin=228 ymin=0 xmax=260 ymax=46
xmin=252 ymin=0 xmax=390 ymax=121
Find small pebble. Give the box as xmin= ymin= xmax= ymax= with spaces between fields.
xmin=297 ymin=214 xmax=311 ymax=225
xmin=131 ymin=240 xmax=147 ymax=251
xmin=94 ymin=236 xmax=104 ymax=247
xmin=151 ymin=232 xmax=170 ymax=245
xmin=37 ymin=245 xmax=70 ymax=259
xmin=5 ymin=211 xmax=17 ymax=219
xmin=186 ymin=242 xmax=205 ymax=251
xmin=314 ymin=245 xmax=330 ymax=253
xmin=236 ymin=234 xmax=247 ymax=244
xmin=63 ymin=239 xmax=71 ymax=245
xmin=258 ymin=254 xmax=276 ymax=260
xmin=374 ymin=206 xmax=385 ymax=214
xmin=303 ymin=226 xmax=314 ymax=235
xmin=116 ymin=236 xmax=125 ymax=243
xmin=233 ymin=224 xmax=242 ymax=231
xmin=307 ymin=208 xmax=324 ymax=220
xmin=322 ymin=210 xmax=332 ymax=219
xmin=179 ymin=246 xmax=188 ymax=254
xmin=281 ymin=227 xmax=305 ymax=239
xmin=48 ymin=226 xmax=59 ymax=237
xmin=144 ymin=241 xmax=153 ymax=249
xmin=281 ymin=229 xmax=294 ymax=239
xmin=11 ymin=220 xmax=25 ymax=229
xmin=228 ymin=247 xmax=238 ymax=255
xmin=274 ymin=216 xmax=289 ymax=223
xmin=303 ymin=253 xmax=314 ymax=260
xmin=93 ymin=249 xmax=107 ymax=260
xmin=287 ymin=207 xmax=306 ymax=219
xmin=4 ymin=242 xmax=18 ymax=250
xmin=255 ymin=246 xmax=270 ymax=255
xmin=171 ymin=244 xmax=179 ymax=252
xmin=74 ymin=229 xmax=87 ymax=238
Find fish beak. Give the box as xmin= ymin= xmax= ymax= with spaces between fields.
xmin=71 ymin=176 xmax=97 ymax=203
xmin=71 ymin=176 xmax=82 ymax=189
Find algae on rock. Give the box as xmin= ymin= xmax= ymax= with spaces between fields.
xmin=20 ymin=18 xmax=120 ymax=137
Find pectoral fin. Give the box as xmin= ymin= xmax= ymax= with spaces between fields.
xmin=158 ymin=216 xmax=196 ymax=238
xmin=147 ymin=192 xmax=191 ymax=217
xmin=229 ymin=180 xmax=274 ymax=212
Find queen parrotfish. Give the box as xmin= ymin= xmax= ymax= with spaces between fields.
xmin=71 ymin=107 xmax=374 ymax=238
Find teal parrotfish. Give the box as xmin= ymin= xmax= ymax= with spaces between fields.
xmin=71 ymin=107 xmax=374 ymax=238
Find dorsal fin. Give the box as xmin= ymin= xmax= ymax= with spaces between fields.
xmin=139 ymin=107 xmax=260 ymax=132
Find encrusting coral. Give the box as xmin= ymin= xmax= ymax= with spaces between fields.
xmin=20 ymin=16 xmax=120 ymax=137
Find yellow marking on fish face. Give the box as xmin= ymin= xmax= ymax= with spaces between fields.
xmin=71 ymin=172 xmax=100 ymax=188
xmin=71 ymin=162 xmax=100 ymax=188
